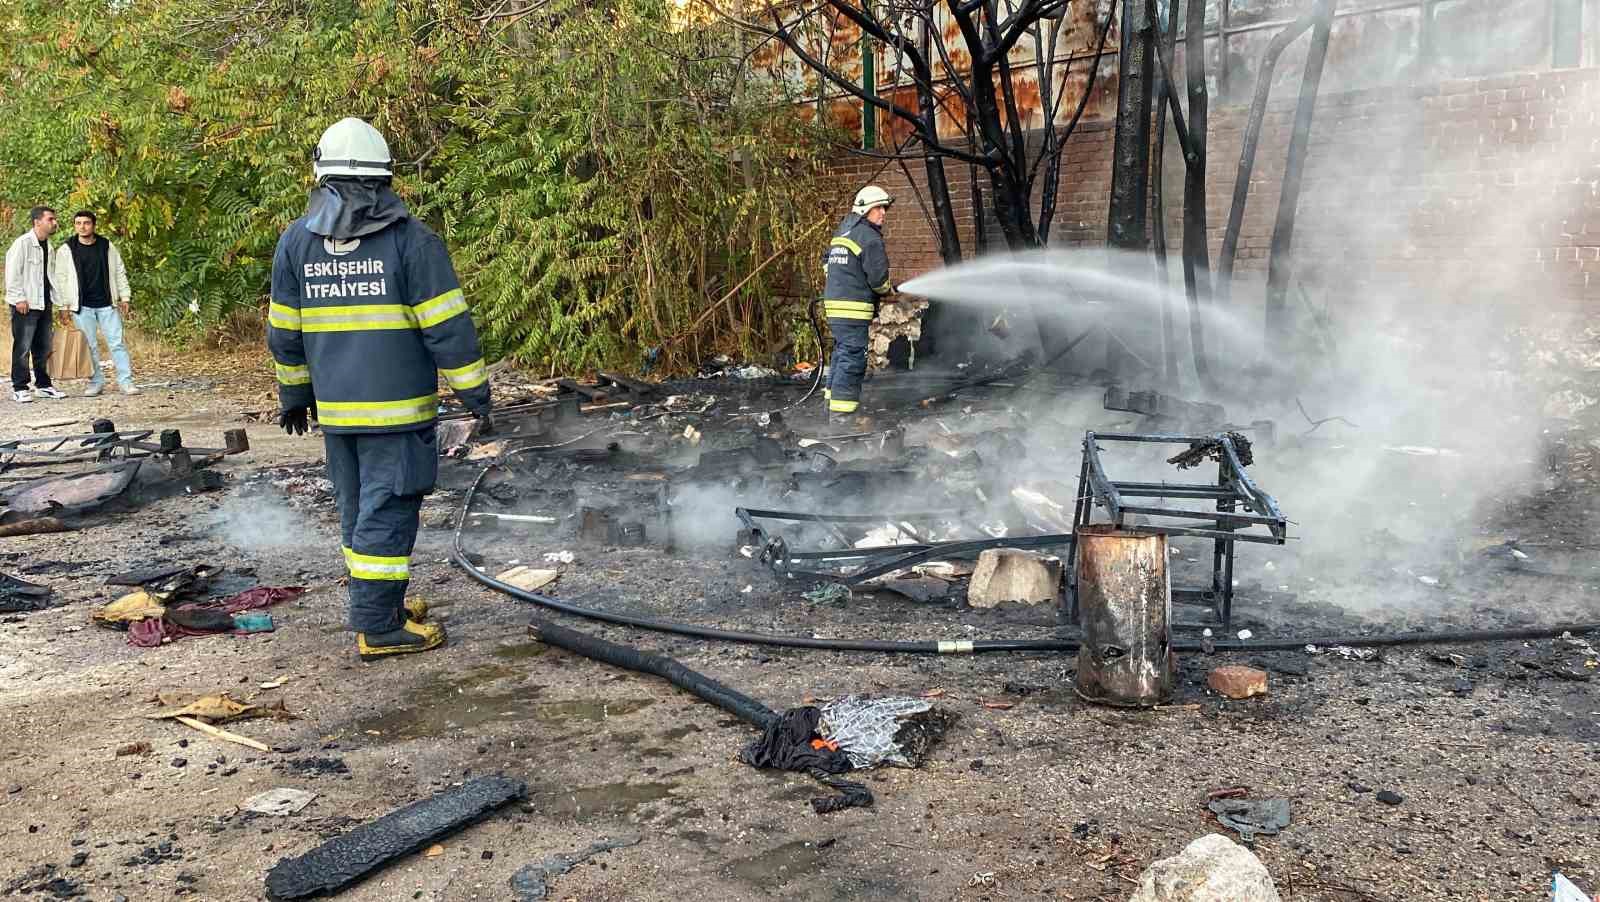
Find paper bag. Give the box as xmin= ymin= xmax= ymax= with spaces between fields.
xmin=0 ymin=316 xmax=94 ymax=381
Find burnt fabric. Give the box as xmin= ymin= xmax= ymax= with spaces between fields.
xmin=324 ymin=428 xmax=437 ymax=633
xmin=738 ymin=706 xmax=873 ymax=814
xmin=825 ymin=319 xmax=869 ymax=414
xmin=126 ymin=586 xmax=304 ymax=648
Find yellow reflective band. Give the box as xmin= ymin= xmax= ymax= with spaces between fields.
xmin=823 ymin=388 xmax=831 ymax=400
xmin=830 ymin=236 xmax=862 ymax=255
xmin=829 ymin=399 xmax=860 ymax=412
xmin=823 ymin=300 xmax=875 ymax=320
xmin=343 ymin=546 xmax=410 ymax=581
xmin=873 ymin=280 xmax=893 ymax=294
xmin=300 ymin=304 xmax=417 ymax=333
xmin=316 ymin=393 xmax=439 ymax=428
xmin=275 ymin=362 xmax=311 ymax=386
xmin=413 ymin=289 xmax=468 ymax=329
xmin=439 ymin=358 xmax=488 ymax=391
xmin=268 ymin=302 xmax=302 ymax=331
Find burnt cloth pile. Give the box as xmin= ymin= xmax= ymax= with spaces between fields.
xmin=738 ymin=706 xmax=872 ymax=814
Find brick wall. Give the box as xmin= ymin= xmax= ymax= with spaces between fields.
xmin=822 ymin=66 xmax=1600 ymax=309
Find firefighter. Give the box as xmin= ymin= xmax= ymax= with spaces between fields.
xmin=821 ymin=185 xmax=895 ymax=422
xmin=268 ymin=117 xmax=491 ymax=660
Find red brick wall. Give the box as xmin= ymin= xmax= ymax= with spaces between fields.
xmin=823 ymin=66 xmax=1600 ymax=307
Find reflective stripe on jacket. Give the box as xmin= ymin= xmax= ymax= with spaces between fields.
xmin=820 ymin=213 xmax=891 ymax=321
xmin=267 ymin=217 xmax=490 ymax=434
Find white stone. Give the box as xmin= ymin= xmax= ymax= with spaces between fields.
xmin=1129 ymin=834 xmax=1281 ymax=902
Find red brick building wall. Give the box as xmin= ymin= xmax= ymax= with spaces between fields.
xmin=823 ymin=66 xmax=1600 ymax=308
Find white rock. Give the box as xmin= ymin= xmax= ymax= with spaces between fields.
xmin=1128 ymin=834 xmax=1282 ymax=902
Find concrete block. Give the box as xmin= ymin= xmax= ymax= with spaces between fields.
xmin=966 ymin=549 xmax=1061 ymax=608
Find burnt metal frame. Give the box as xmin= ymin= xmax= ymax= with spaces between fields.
xmin=0 ymin=429 xmax=246 ymax=475
xmin=735 ymin=507 xmax=1076 ymax=589
xmin=1070 ymin=431 xmax=1287 ymax=630
xmin=0 ymin=430 xmax=157 ymax=470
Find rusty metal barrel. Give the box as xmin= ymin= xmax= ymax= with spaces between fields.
xmin=1074 ymin=525 xmax=1175 ymax=707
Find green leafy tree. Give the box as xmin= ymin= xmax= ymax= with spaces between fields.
xmin=0 ymin=0 xmax=833 ymax=374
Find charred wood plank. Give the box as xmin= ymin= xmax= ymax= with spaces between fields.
xmin=263 ymin=776 xmax=525 ymax=900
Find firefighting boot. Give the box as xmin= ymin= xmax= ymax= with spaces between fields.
xmin=830 ymin=413 xmax=877 ymax=432
xmin=402 ymin=597 xmax=429 ymax=624
xmin=356 ymin=620 xmax=446 ymax=661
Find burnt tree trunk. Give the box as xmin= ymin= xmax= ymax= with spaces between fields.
xmin=1150 ymin=0 xmax=1179 ymax=384
xmin=1180 ymin=0 xmax=1214 ymax=390
xmin=1263 ymin=0 xmax=1337 ymax=344
xmin=1216 ymin=11 xmax=1316 ymax=304
xmin=1107 ymin=0 xmax=1156 ymax=251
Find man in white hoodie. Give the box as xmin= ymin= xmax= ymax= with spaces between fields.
xmin=4 ymin=206 xmax=67 ymax=403
xmin=54 ymin=210 xmax=137 ymax=395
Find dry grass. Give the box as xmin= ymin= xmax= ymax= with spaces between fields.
xmin=118 ymin=309 xmax=275 ymax=401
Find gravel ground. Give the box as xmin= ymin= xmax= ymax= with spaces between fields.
xmin=1 ymin=367 xmax=1596 ymax=901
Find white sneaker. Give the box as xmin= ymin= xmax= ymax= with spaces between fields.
xmin=12 ymin=390 xmax=32 ymax=403
xmin=34 ymin=386 xmax=65 ymax=400
xmin=85 ymin=383 xmax=104 ymax=397
xmin=119 ymin=383 xmax=141 ymax=396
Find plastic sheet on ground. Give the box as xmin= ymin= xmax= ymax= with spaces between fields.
xmin=818 ymin=695 xmax=938 ymax=769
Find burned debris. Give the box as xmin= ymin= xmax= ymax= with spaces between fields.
xmin=0 ymin=422 xmax=249 ymax=535
xmin=263 ymin=776 xmax=527 ymax=900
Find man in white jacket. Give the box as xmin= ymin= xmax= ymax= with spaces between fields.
xmin=54 ymin=211 xmax=138 ymax=395
xmin=4 ymin=206 xmax=67 ymax=403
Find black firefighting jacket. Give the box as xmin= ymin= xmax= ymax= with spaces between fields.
xmin=821 ymin=213 xmax=892 ymax=321
xmin=267 ymin=216 xmax=490 ymax=434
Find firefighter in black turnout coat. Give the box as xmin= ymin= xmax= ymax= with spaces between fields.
xmin=268 ymin=117 xmax=492 ymax=660
xmin=821 ymin=185 xmax=896 ymax=421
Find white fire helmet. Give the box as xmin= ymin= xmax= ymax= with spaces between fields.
xmin=851 ymin=185 xmax=894 ymax=215
xmin=313 ymin=118 xmax=393 ymax=182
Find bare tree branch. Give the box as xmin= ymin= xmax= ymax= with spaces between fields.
xmin=1028 ymin=0 xmax=1113 ymax=196
xmin=765 ymin=8 xmax=990 ymax=165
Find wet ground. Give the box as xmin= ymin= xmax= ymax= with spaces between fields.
xmin=1 ymin=365 xmax=1597 ymax=901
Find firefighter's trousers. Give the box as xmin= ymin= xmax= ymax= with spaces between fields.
xmin=826 ymin=318 xmax=871 ymax=414
xmin=324 ymin=427 xmax=438 ymax=633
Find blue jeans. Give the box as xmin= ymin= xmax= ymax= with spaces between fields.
xmin=74 ymin=306 xmax=134 ymax=387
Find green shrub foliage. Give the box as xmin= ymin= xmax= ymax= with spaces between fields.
xmin=0 ymin=0 xmax=832 ymax=373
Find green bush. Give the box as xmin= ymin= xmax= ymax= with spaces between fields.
xmin=0 ymin=0 xmax=833 ymax=374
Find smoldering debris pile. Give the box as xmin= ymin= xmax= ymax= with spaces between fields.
xmin=439 ymin=352 xmax=1598 ymax=658
xmin=0 ymin=421 xmax=249 ymax=537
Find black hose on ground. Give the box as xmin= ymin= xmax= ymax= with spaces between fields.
xmin=453 ymin=467 xmax=1600 ymax=655
xmin=767 ymin=296 xmax=828 ymax=414
xmin=528 ymin=619 xmax=778 ymax=729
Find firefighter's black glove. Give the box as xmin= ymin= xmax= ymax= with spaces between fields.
xmin=472 ymin=407 xmax=495 ymax=438
xmin=279 ymin=404 xmax=316 ymax=436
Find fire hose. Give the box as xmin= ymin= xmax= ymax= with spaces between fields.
xmin=451 ymin=466 xmax=1600 ymax=655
